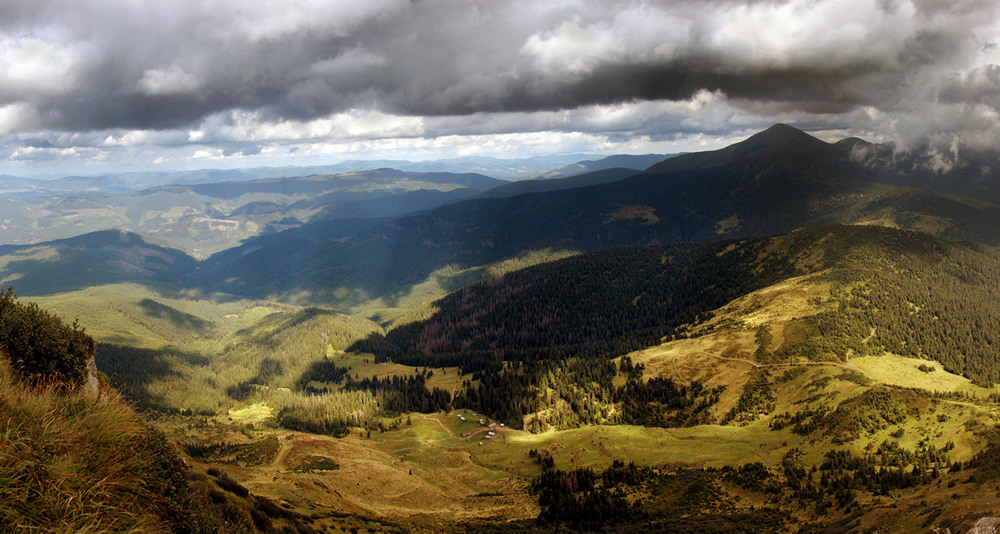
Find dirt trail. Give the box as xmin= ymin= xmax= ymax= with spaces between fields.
xmin=419 ymin=413 xmax=452 ymax=439
xmin=703 ymin=351 xmax=877 ymax=382
xmin=449 ymin=373 xmax=461 ymax=403
xmin=271 ymin=434 xmax=295 ymax=468
xmin=861 ymin=327 xmax=877 ymax=344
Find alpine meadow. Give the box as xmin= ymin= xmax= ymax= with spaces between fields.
xmin=4 ymin=1 xmax=1000 ymax=533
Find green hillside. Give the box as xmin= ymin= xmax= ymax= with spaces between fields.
xmin=137 ymin=224 xmax=1000 ymax=533
xmin=351 ymin=225 xmax=1000 ymax=426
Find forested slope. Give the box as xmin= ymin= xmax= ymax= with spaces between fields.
xmin=350 ymin=225 xmax=1000 ymax=424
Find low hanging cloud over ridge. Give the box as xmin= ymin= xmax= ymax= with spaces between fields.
xmin=1 ymin=0 xmax=999 ymax=174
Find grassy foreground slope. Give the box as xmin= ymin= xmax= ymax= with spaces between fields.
xmin=0 ymin=361 xmax=219 ymax=532
xmin=0 ymin=293 xmax=331 ymax=533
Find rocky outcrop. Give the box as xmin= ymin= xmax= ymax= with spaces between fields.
xmin=968 ymin=518 xmax=1000 ymax=534
xmin=83 ymin=341 xmax=99 ymax=397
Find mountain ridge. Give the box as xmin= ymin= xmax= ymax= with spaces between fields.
xmin=8 ymin=124 xmax=1000 ymax=313
xmin=179 ymin=125 xmax=1000 ymax=309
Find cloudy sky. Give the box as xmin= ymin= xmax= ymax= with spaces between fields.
xmin=1 ymin=0 xmax=998 ymax=176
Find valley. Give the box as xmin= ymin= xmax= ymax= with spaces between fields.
xmin=145 ymin=262 xmax=1000 ymax=532
xmin=4 ymin=126 xmax=1000 ymax=532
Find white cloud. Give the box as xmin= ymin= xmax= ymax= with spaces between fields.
xmin=191 ymin=109 xmax=425 ymax=144
xmin=191 ymin=148 xmax=218 ymax=160
xmin=0 ymin=104 xmax=32 ymax=136
xmin=0 ymin=34 xmax=81 ymax=96
xmin=137 ymin=64 xmax=202 ymax=95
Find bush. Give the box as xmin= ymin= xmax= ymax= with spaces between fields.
xmin=216 ymin=472 xmax=250 ymax=498
xmin=0 ymin=287 xmax=94 ymax=386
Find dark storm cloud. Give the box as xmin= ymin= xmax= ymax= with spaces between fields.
xmin=940 ymin=64 xmax=1000 ymax=109
xmin=0 ymin=0 xmax=999 ymax=166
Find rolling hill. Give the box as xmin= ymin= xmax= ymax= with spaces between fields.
xmin=353 ymin=224 xmax=1000 ymax=414
xmin=184 ymin=124 xmax=1000 ymax=311
xmin=0 ymin=169 xmax=505 ymax=257
xmin=0 ymin=229 xmax=197 ymax=296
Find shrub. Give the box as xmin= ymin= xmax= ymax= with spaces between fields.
xmin=0 ymin=287 xmax=94 ymax=386
xmin=216 ymin=472 xmax=251 ymax=498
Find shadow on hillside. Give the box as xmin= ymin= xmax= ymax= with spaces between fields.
xmin=137 ymin=298 xmax=212 ymax=333
xmin=95 ymin=343 xmax=187 ymax=410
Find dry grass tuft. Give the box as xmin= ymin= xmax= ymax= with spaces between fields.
xmin=0 ymin=358 xmax=215 ymax=532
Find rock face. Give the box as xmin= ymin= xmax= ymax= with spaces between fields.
xmin=83 ymin=341 xmax=99 ymax=397
xmin=968 ymin=518 xmax=1000 ymax=534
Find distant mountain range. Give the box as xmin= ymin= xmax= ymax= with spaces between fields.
xmin=0 ymin=153 xmax=672 ymax=199
xmin=0 ymin=154 xmax=673 ymax=258
xmin=0 ymin=169 xmax=506 ymax=257
xmin=0 ymin=229 xmax=196 ymax=295
xmin=5 ymin=124 xmax=1000 ymax=315
xmin=181 ymin=124 xmax=1000 ymax=308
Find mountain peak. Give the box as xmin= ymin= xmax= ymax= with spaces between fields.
xmin=743 ymin=123 xmax=826 ymax=149
xmin=643 ymin=123 xmax=828 ymax=174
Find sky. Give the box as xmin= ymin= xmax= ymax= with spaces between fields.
xmin=0 ymin=0 xmax=999 ymax=176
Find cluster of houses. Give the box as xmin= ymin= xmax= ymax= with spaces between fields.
xmin=455 ymin=412 xmax=506 ymax=445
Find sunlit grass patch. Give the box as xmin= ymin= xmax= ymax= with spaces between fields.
xmin=851 ymin=353 xmax=999 ymax=395
xmin=228 ymin=402 xmax=273 ymax=424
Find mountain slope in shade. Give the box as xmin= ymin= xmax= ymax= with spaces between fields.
xmin=0 ymin=229 xmax=197 ymax=296
xmin=474 ymin=167 xmax=641 ymax=199
xmin=186 ymin=124 xmax=1000 ymax=308
xmin=533 ymin=153 xmax=672 ymax=179
xmin=644 ymin=123 xmax=830 ymax=174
